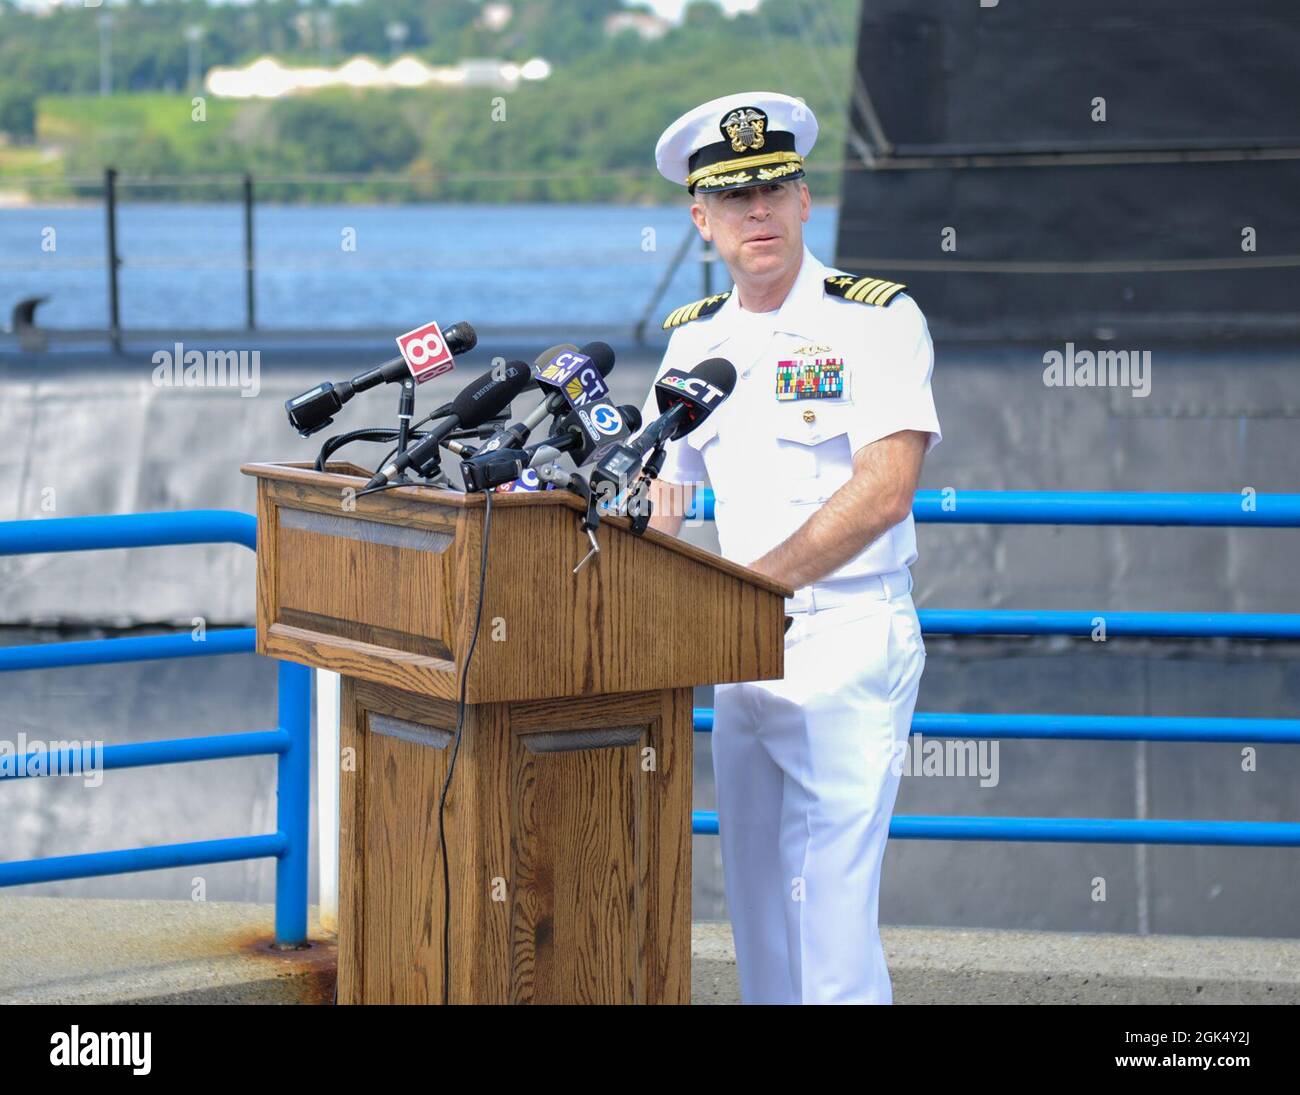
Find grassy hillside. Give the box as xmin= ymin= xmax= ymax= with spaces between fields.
xmin=10 ymin=0 xmax=859 ymax=203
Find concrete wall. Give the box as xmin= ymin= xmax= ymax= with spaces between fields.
xmin=2 ymin=337 xmax=1298 ymax=935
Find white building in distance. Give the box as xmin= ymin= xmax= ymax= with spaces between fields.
xmin=205 ymin=55 xmax=551 ymax=99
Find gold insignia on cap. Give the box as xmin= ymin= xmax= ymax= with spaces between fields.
xmin=694 ymin=170 xmax=755 ymax=190
xmin=656 ymin=92 xmax=819 ymax=194
xmin=686 ymin=152 xmax=802 ymax=190
xmin=723 ymin=107 xmax=767 ymax=153
xmin=756 ymin=161 xmax=801 ymax=182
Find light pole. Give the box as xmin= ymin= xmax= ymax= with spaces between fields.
xmin=315 ymin=10 xmax=334 ymax=65
xmin=185 ymin=25 xmax=206 ymax=93
xmin=98 ymin=13 xmax=113 ymax=97
xmin=385 ymin=21 xmax=409 ymax=57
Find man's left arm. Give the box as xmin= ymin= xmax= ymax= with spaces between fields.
xmin=747 ymin=429 xmax=928 ymax=589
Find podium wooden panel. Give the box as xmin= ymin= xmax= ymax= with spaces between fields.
xmin=241 ymin=461 xmax=790 ymax=1004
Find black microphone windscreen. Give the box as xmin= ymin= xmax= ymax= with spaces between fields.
xmin=579 ymin=341 xmax=617 ymax=379
xmin=451 ymin=361 xmax=532 ymax=427
xmin=443 ymin=321 xmax=477 ymax=356
xmin=691 ymin=356 xmax=737 ymax=397
xmin=619 ymin=403 xmax=643 ymax=433
xmin=534 ymin=343 xmax=579 ymax=369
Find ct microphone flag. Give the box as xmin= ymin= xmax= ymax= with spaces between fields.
xmin=534 ymin=345 xmax=614 ymax=410
xmin=474 ymin=342 xmax=616 ymax=458
xmin=649 ymin=357 xmax=736 ymax=437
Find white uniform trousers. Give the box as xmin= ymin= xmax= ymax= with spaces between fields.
xmin=712 ymin=577 xmax=925 ymax=1004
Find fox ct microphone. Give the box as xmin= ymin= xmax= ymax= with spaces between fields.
xmin=475 ymin=342 xmax=617 ymax=457
xmin=461 ymin=402 xmax=642 ymax=492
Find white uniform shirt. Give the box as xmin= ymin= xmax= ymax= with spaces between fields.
xmin=641 ymin=244 xmax=941 ymax=584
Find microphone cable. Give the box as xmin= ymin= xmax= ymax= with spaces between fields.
xmin=438 ymin=486 xmax=493 ymax=1004
xmin=314 ymin=426 xmax=427 ymax=473
xmin=322 ymin=440 xmax=494 ymax=1006
xmin=315 ymin=417 xmax=509 ymax=478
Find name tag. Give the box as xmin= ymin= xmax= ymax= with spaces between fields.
xmin=775 ymin=358 xmax=847 ymax=401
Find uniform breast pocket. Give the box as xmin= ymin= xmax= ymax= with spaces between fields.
xmin=772 ymin=400 xmax=858 ymax=484
xmin=683 ymin=415 xmax=720 ymax=465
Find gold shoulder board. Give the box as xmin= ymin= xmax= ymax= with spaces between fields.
xmin=662 ymin=291 xmax=732 ymax=330
xmin=823 ymin=273 xmax=907 ymax=307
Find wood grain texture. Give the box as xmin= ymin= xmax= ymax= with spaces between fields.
xmin=240 ymin=460 xmax=792 ymax=595
xmin=244 ymin=463 xmax=743 ymax=1004
xmin=244 ymin=462 xmax=788 ymax=703
xmin=465 ymin=498 xmax=785 ymax=702
xmin=264 ymin=623 xmax=459 ymax=701
xmin=335 ymin=680 xmax=691 ymax=1004
xmin=253 ymin=476 xmax=278 ymax=657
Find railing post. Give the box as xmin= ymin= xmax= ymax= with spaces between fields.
xmin=104 ymin=166 xmax=122 ymax=354
xmin=316 ymin=669 xmax=341 ymax=935
xmin=243 ymin=172 xmax=256 ymax=330
xmin=632 ymin=225 xmax=698 ymax=344
xmin=274 ymin=660 xmax=312 ymax=947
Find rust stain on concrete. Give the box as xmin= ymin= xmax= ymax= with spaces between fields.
xmin=228 ymin=927 xmax=338 ymax=1004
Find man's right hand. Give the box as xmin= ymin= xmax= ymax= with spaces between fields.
xmin=645 ymin=477 xmax=692 ymax=537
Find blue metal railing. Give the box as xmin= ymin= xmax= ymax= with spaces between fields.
xmin=689 ymin=488 xmax=1300 ymax=848
xmin=0 ymin=511 xmax=311 ymax=946
xmin=689 ymin=488 xmax=1300 ymax=527
xmin=3 ymin=492 xmax=1295 ymax=932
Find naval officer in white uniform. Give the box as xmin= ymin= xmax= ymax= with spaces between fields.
xmin=640 ymin=91 xmax=942 ymax=1005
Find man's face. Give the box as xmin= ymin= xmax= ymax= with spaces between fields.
xmin=690 ymin=180 xmax=810 ymax=280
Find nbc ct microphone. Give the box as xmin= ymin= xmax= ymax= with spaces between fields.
xmin=589 ymin=357 xmax=736 ymax=495
xmin=362 ymin=360 xmax=531 ymax=492
xmin=284 ymin=321 xmax=478 ymax=436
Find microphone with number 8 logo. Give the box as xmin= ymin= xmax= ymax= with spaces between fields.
xmin=284 ymin=320 xmax=477 ymax=436
xmin=394 ymin=318 xmax=460 ymax=384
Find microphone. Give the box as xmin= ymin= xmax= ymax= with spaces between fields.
xmin=534 ymin=342 xmax=615 ymax=411
xmin=588 ymin=357 xmax=736 ymax=495
xmin=361 ymin=360 xmax=532 ymax=491
xmin=469 ymin=343 xmax=576 ymax=455
xmin=475 ymin=342 xmax=616 ymax=457
xmin=461 ymin=403 xmax=642 ymax=493
xmin=530 ymin=400 xmax=642 ymax=469
xmin=434 ymin=345 xmax=578 ymax=458
xmin=285 ymin=321 xmax=477 ymax=436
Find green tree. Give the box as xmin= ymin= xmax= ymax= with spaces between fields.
xmin=265 ymin=93 xmax=419 ymax=174
xmin=0 ymin=84 xmax=36 ymax=139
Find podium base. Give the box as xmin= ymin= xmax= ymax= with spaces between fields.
xmin=336 ymin=676 xmax=693 ymax=1004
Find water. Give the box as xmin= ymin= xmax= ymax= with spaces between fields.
xmin=0 ymin=202 xmax=838 ymax=333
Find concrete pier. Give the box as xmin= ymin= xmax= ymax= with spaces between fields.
xmin=3 ymin=896 xmax=1297 ymax=1005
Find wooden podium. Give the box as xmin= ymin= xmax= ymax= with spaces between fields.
xmin=241 ymin=461 xmax=790 ymax=1004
